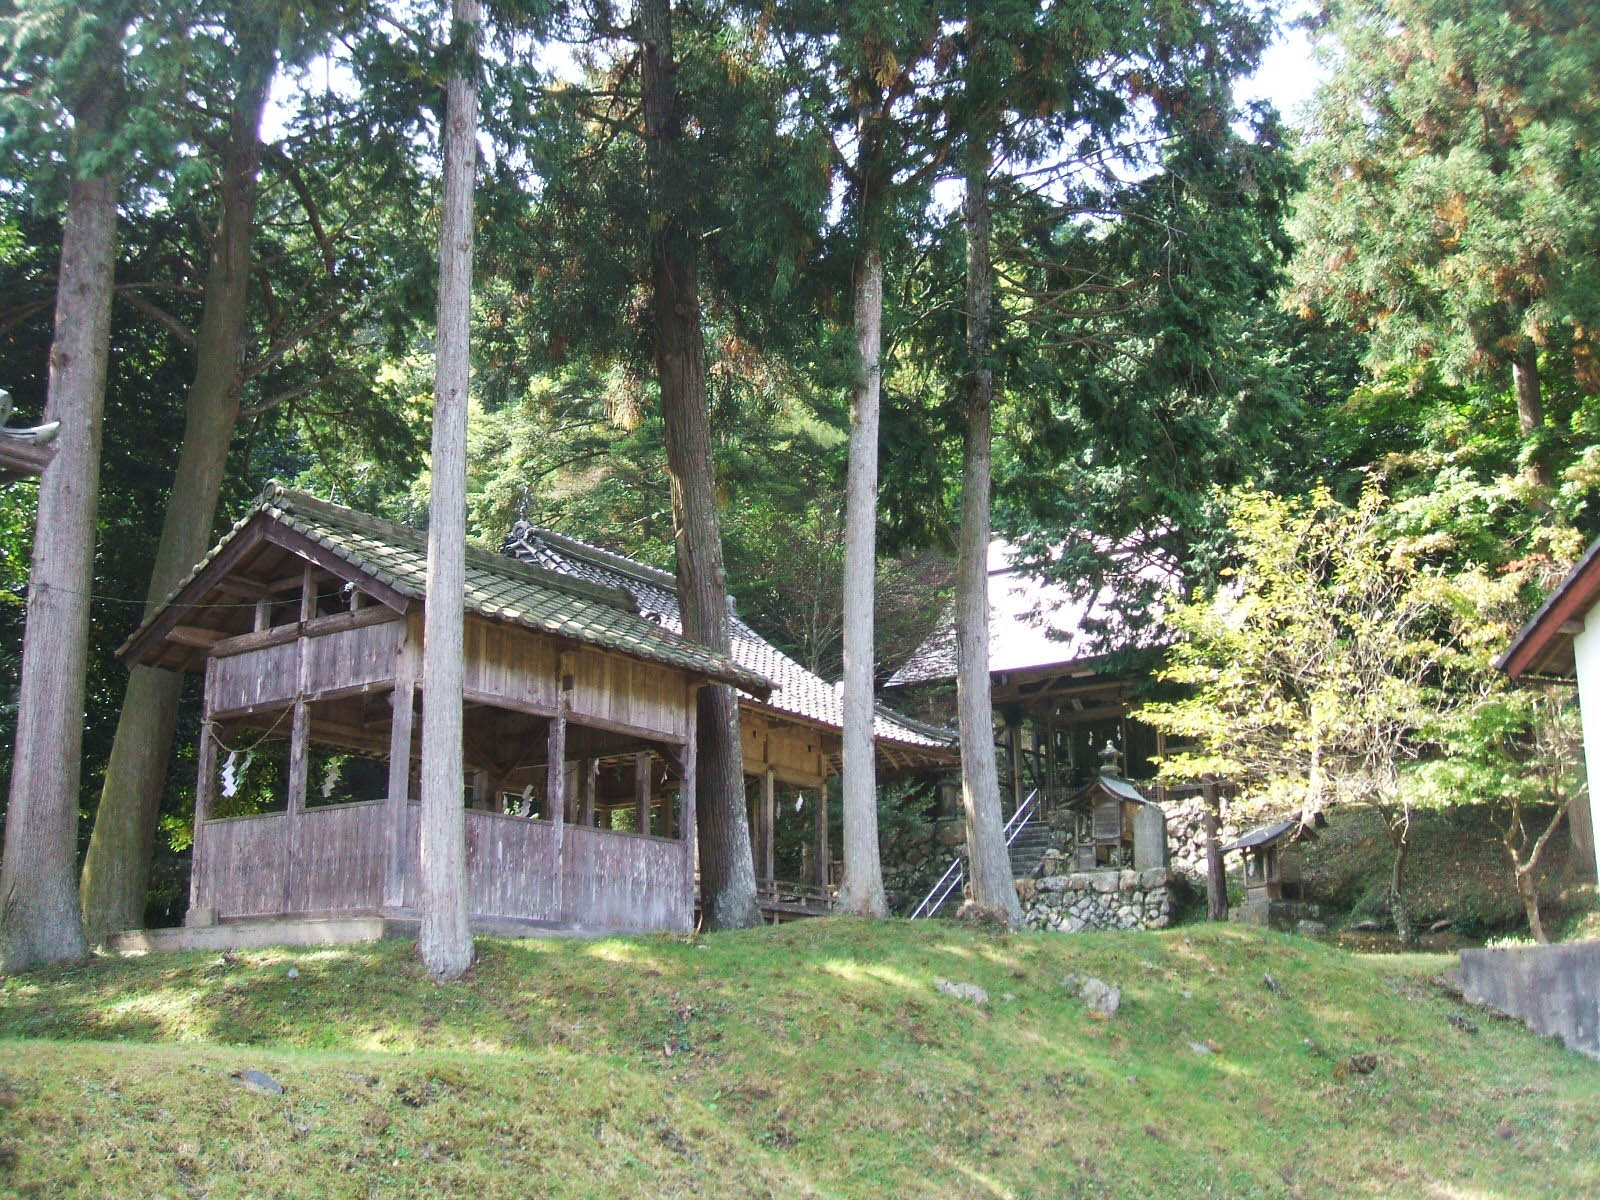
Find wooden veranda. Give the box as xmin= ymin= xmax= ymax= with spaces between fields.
xmin=119 ymin=486 xmax=772 ymax=943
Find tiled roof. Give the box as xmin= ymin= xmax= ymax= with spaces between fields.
xmin=121 ymin=484 xmax=771 ymax=694
xmin=886 ymin=540 xmax=1173 ymax=688
xmin=506 ymin=523 xmax=955 ymax=753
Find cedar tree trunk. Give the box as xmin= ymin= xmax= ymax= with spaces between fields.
xmin=954 ymin=135 xmax=1019 ymax=923
xmin=1511 ymin=345 xmax=1553 ymax=491
xmin=1 ymin=28 xmax=123 ymax=971
xmin=836 ymin=241 xmax=889 ymax=918
xmin=639 ymin=0 xmax=759 ymax=929
xmin=79 ymin=6 xmax=279 ymax=942
xmin=418 ymin=0 xmax=480 ymax=980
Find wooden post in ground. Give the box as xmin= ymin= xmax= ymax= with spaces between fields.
xmin=281 ymin=566 xmax=314 ymax=912
xmin=634 ymin=752 xmax=652 ymax=835
xmin=383 ymin=620 xmax=420 ymax=910
xmin=547 ymin=690 xmax=568 ymax=917
xmin=813 ymin=787 xmax=830 ymax=888
xmin=185 ymin=657 xmax=221 ymax=926
xmin=761 ymin=768 xmax=776 ymax=884
xmin=681 ymin=687 xmax=698 ymax=921
xmin=1006 ymin=716 xmax=1024 ymax=815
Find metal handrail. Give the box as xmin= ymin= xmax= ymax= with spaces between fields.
xmin=909 ymin=787 xmax=1040 ymax=920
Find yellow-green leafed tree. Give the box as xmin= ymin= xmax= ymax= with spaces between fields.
xmin=1138 ymin=485 xmax=1480 ymax=945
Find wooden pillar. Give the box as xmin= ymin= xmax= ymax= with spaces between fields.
xmin=1043 ymin=715 xmax=1057 ymax=813
xmin=1006 ymin=716 xmax=1024 ymax=814
xmin=185 ymin=657 xmax=220 ymax=925
xmin=281 ymin=565 xmax=315 ymax=913
xmin=253 ymin=596 xmax=270 ymax=632
xmin=761 ymin=767 xmax=776 ymax=883
xmin=383 ymin=619 xmax=420 ymax=909
xmin=547 ymin=689 xmax=568 ymax=918
xmin=579 ymin=757 xmax=597 ymax=827
xmin=634 ymin=752 xmax=651 ymax=836
xmin=812 ymin=785 xmax=829 ymax=888
xmin=681 ymin=686 xmax=698 ymax=920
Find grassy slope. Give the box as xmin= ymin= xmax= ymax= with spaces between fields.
xmin=0 ymin=921 xmax=1596 ymax=1199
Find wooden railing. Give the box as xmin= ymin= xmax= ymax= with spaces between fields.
xmin=195 ymin=800 xmax=693 ymax=932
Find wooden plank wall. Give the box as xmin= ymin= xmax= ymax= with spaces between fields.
xmin=568 ymin=650 xmax=688 ymax=742
xmin=462 ymin=809 xmax=559 ymax=919
xmin=462 ymin=616 xmax=688 ymax=742
xmin=463 ymin=619 xmax=558 ymax=711
xmin=306 ymin=620 xmax=404 ymax=696
xmin=196 ymin=802 xmax=392 ymax=919
xmin=194 ymin=813 xmax=290 ymax=919
xmin=198 ymin=799 xmax=689 ymax=932
xmin=285 ymin=800 xmax=389 ymax=913
xmin=209 ymin=621 xmax=402 ymax=716
xmin=210 ymin=641 xmax=298 ymax=714
xmin=742 ymin=715 xmax=829 ymax=787
xmin=561 ymin=824 xmax=691 ymax=932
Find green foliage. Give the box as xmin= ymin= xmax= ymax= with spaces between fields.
xmin=1138 ymin=484 xmax=1482 ymax=820
xmin=1291 ymin=0 xmax=1600 ymax=389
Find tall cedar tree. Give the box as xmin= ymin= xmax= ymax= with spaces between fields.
xmin=986 ymin=3 xmax=1292 ymax=649
xmin=1291 ymin=0 xmax=1600 ymax=493
xmin=419 ymin=0 xmax=481 ymax=979
xmin=928 ymin=0 xmax=1281 ymax=918
xmin=772 ymin=0 xmax=949 ymax=919
xmin=639 ymin=0 xmax=759 ymax=929
xmin=0 ymin=5 xmax=125 ymax=969
xmin=950 ymin=8 xmax=1017 ymax=922
xmin=78 ymin=1 xmax=286 ymax=943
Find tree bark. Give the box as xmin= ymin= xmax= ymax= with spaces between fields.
xmin=1201 ymin=778 xmax=1229 ymax=922
xmin=1 ymin=26 xmax=123 ymax=971
xmin=954 ymin=134 xmax=1019 ymax=924
xmin=1511 ymin=345 xmax=1554 ymax=491
xmin=418 ymin=0 xmax=480 ymax=980
xmin=79 ymin=4 xmax=280 ymax=943
xmin=1515 ymin=865 xmax=1547 ymax=944
xmin=639 ymin=0 xmax=759 ymax=929
xmin=836 ymin=241 xmax=889 ymax=918
xmin=1384 ymin=810 xmax=1413 ymax=947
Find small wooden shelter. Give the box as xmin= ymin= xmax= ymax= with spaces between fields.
xmin=1061 ymin=748 xmax=1168 ymax=871
xmin=1224 ymin=816 xmax=1320 ymax=904
xmin=119 ymin=486 xmax=771 ymax=940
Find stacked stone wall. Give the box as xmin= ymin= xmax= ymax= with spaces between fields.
xmin=1018 ymin=867 xmax=1174 ymax=932
xmin=1160 ymin=796 xmax=1240 ymax=888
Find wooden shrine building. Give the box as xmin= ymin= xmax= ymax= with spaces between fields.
xmin=505 ymin=522 xmax=958 ymax=904
xmin=886 ymin=541 xmax=1173 ymax=816
xmin=118 ymin=486 xmax=773 ymax=943
xmin=1228 ymin=819 xmax=1318 ymax=908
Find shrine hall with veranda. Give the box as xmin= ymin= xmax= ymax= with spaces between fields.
xmin=114 ymin=485 xmax=954 ymax=948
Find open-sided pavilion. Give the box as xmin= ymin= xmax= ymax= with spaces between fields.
xmin=117 ymin=486 xmax=771 ymax=945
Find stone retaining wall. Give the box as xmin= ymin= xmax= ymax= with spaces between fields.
xmin=1459 ymin=941 xmax=1600 ymax=1060
xmin=1019 ymin=867 xmax=1174 ymax=932
xmin=1160 ymin=796 xmax=1240 ymax=888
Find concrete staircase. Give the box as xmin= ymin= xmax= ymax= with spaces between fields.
xmin=1007 ymin=818 xmax=1056 ymax=879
